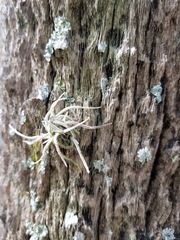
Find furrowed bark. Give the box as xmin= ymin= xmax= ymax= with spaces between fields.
xmin=0 ymin=0 xmax=179 ymax=239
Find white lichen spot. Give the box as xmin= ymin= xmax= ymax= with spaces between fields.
xmin=108 ymin=230 xmax=113 ymax=237
xmin=94 ymin=159 xmax=109 ymax=173
xmin=74 ymin=231 xmax=85 ymax=240
xmin=37 ymin=84 xmax=49 ymax=101
xmin=9 ymin=127 xmax=15 ymax=136
xmin=137 ymin=147 xmax=152 ymax=164
xmin=98 ymin=41 xmax=107 ymax=53
xmin=38 ymin=155 xmax=48 ymax=174
xmin=30 ymin=190 xmax=39 ymax=212
xmin=116 ymin=35 xmax=129 ymax=58
xmin=172 ymin=154 xmax=179 ymax=163
xmin=22 ymin=157 xmax=34 ymax=170
xmin=129 ymin=232 xmax=136 ymax=240
xmin=116 ymin=33 xmax=136 ymax=58
xmin=162 ymin=228 xmax=175 ymax=240
xmin=26 ymin=222 xmax=48 ymax=240
xmin=100 ymin=77 xmax=109 ymax=98
xmin=130 ymin=47 xmax=136 ymax=55
xmin=20 ymin=110 xmax=26 ymax=125
xmin=44 ymin=17 xmax=71 ymax=62
xmin=105 ymin=176 xmax=112 ymax=186
xmin=63 ymin=92 xmax=75 ymax=103
xmin=150 ymin=83 xmax=163 ymax=103
xmin=161 ymin=54 xmax=168 ymax=63
xmin=64 ymin=212 xmax=78 ymax=228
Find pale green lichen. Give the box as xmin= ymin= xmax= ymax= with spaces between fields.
xmin=100 ymin=77 xmax=109 ymax=98
xmin=94 ymin=159 xmax=109 ymax=173
xmin=22 ymin=157 xmax=34 ymax=170
xmin=74 ymin=232 xmax=85 ymax=240
xmin=30 ymin=141 xmax=41 ymax=163
xmin=105 ymin=176 xmax=112 ymax=186
xmin=150 ymin=83 xmax=163 ymax=103
xmin=30 ymin=190 xmax=39 ymax=212
xmin=162 ymin=228 xmax=175 ymax=240
xmin=98 ymin=42 xmax=107 ymax=53
xmin=137 ymin=147 xmax=152 ymax=164
xmin=37 ymin=84 xmax=49 ymax=101
xmin=63 ymin=92 xmax=75 ymax=103
xmin=44 ymin=17 xmax=71 ymax=62
xmin=26 ymin=222 xmax=48 ymax=240
xmin=38 ymin=156 xmax=48 ymax=174
xmin=172 ymin=154 xmax=179 ymax=163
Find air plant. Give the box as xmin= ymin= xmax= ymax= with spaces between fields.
xmin=9 ymin=93 xmax=110 ymax=173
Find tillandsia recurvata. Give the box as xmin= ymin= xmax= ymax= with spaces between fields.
xmin=9 ymin=93 xmax=111 ymax=173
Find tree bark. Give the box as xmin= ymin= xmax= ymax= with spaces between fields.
xmin=0 ymin=0 xmax=179 ymax=239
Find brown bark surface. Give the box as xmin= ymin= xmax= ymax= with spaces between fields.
xmin=0 ymin=0 xmax=179 ymax=239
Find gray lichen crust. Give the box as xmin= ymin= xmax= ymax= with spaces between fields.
xmin=162 ymin=228 xmax=175 ymax=240
xmin=44 ymin=17 xmax=71 ymax=62
xmin=150 ymin=83 xmax=163 ymax=104
xmin=137 ymin=147 xmax=152 ymax=164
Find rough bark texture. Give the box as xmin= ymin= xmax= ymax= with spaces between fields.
xmin=0 ymin=0 xmax=179 ymax=239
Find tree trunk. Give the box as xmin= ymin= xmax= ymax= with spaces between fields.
xmin=0 ymin=0 xmax=179 ymax=239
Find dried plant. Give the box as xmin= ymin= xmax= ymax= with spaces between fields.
xmin=9 ymin=93 xmax=110 ymax=173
